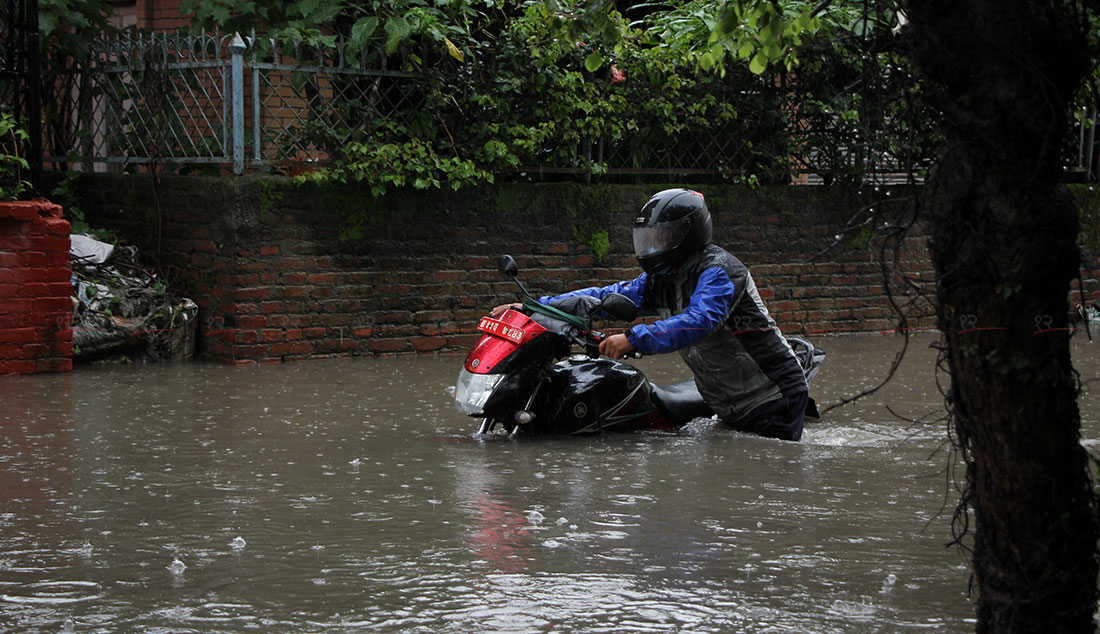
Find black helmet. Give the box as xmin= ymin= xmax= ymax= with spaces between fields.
xmin=632 ymin=188 xmax=712 ymax=275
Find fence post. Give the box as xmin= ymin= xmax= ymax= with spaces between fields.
xmin=229 ymin=33 xmax=247 ymax=175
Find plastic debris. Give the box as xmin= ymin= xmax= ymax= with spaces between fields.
xmin=71 ymin=235 xmax=197 ymax=363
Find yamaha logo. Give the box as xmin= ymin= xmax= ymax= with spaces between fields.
xmin=573 ymin=402 xmax=588 ymax=418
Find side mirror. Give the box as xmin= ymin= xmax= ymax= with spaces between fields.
xmin=601 ymin=293 xmax=638 ymax=323
xmin=497 ymin=254 xmax=531 ymax=298
xmin=497 ymin=255 xmax=518 ymax=278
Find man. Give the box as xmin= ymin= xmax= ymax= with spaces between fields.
xmin=493 ymin=188 xmax=809 ymax=440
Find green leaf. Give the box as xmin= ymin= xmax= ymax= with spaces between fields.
xmin=584 ymin=50 xmax=604 ymax=72
xmin=350 ymin=17 xmax=379 ymax=46
xmin=749 ymin=52 xmax=767 ymax=74
xmin=384 ymin=16 xmax=413 ymax=54
xmin=699 ymin=51 xmax=715 ymax=71
xmin=444 ymin=36 xmax=464 ymax=62
xmin=297 ymin=0 xmax=321 ymax=19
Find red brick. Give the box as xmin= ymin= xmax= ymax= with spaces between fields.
xmin=410 ymin=336 xmax=446 ymax=351
xmin=275 ymin=286 xmax=310 ymax=298
xmin=282 ymin=272 xmax=307 ymax=284
xmin=0 ymin=328 xmax=38 ymax=344
xmin=43 ymin=251 xmax=69 ymax=266
xmin=377 ymin=284 xmax=414 ymax=295
xmin=228 ymin=344 xmax=268 ymax=358
xmin=271 ymin=341 xmax=313 ymax=356
xmin=49 ymin=341 xmax=72 ymax=357
xmin=41 ymin=218 xmax=71 ymax=235
xmin=29 ymin=235 xmax=70 ymax=252
xmin=0 ymin=359 xmax=35 ymax=374
xmin=260 ymin=244 xmax=280 ymax=256
xmin=218 ymin=358 xmax=258 ymax=366
xmin=233 ymin=286 xmax=272 ymax=301
xmin=14 ymin=267 xmax=70 ymax=283
xmin=0 ymin=201 xmax=40 ymax=221
xmin=0 ymin=312 xmax=31 ymax=325
xmin=42 ymin=282 xmax=73 ymax=297
xmin=369 ymin=338 xmax=408 ymax=353
xmin=35 ymin=297 xmax=72 ymax=312
xmin=434 ymin=270 xmax=466 ymax=282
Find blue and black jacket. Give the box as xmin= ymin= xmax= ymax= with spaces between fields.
xmin=541 ymin=244 xmax=806 ymax=422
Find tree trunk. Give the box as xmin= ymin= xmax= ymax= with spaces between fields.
xmin=904 ymin=2 xmax=1098 ymax=632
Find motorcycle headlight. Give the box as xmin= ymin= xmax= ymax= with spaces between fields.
xmin=453 ymin=369 xmax=505 ymax=415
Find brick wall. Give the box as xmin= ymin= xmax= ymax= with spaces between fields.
xmin=64 ymin=174 xmax=1099 ymax=364
xmin=135 ymin=0 xmax=189 ymax=32
xmin=0 ymin=200 xmax=73 ymax=375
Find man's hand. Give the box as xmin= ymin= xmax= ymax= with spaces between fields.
xmin=489 ymin=303 xmax=521 ymax=318
xmin=599 ymin=333 xmax=635 ymax=359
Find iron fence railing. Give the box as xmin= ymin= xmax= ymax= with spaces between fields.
xmin=40 ymin=28 xmax=1098 ymax=183
xmin=47 ymin=30 xmax=422 ymax=175
xmin=0 ymin=0 xmax=42 ymax=191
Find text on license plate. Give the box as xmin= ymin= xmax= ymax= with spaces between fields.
xmin=478 ymin=317 xmax=526 ymax=342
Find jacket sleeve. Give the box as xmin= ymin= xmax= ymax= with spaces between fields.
xmin=625 ymin=266 xmax=736 ymax=354
xmin=538 ymin=274 xmax=647 ymax=308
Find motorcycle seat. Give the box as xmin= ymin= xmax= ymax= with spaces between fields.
xmin=651 ymin=378 xmax=714 ymax=424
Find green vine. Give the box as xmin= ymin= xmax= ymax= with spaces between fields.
xmin=0 ymin=111 xmax=30 ymax=200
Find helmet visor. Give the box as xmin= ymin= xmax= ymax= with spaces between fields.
xmin=633 ymin=220 xmax=689 ymax=258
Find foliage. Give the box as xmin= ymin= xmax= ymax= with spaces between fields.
xmin=180 ymin=0 xmax=485 ymax=68
xmin=38 ymin=0 xmax=118 ymax=167
xmin=639 ymin=0 xmax=822 ymax=75
xmin=414 ymin=1 xmax=793 ymax=183
xmin=0 ymin=111 xmax=31 ymax=200
xmin=784 ymin=3 xmax=939 ymax=183
xmin=294 ymin=134 xmax=492 ymax=198
xmin=37 ymin=0 xmax=950 ymax=235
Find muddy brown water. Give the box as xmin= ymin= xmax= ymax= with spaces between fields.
xmin=2 ymin=333 xmax=1098 ymax=633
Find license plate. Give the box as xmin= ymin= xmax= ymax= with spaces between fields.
xmin=478 ymin=317 xmax=526 ymax=343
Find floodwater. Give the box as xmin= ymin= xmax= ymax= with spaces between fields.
xmin=2 ymin=333 xmax=1098 ymax=633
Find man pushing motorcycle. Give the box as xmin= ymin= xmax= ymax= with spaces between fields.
xmin=491 ymin=188 xmax=810 ymax=441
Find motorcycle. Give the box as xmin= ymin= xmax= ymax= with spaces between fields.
xmin=451 ymin=255 xmax=825 ymax=436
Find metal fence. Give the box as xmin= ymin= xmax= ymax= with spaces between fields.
xmin=42 ymin=30 xmax=946 ymax=184
xmin=41 ymin=29 xmax=1098 ymax=183
xmin=0 ymin=0 xmax=42 ymax=191
xmin=49 ymin=30 xmax=421 ymax=175
xmin=48 ymin=31 xmax=815 ymax=181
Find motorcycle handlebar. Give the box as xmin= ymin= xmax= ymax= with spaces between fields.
xmin=587 ymin=331 xmax=643 ymax=360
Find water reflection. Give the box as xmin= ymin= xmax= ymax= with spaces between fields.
xmin=0 ymin=333 xmax=1095 ymax=632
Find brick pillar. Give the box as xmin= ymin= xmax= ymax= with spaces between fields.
xmin=0 ymin=200 xmax=73 ymax=375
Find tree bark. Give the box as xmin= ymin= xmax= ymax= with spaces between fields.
xmin=904 ymin=1 xmax=1098 ymax=631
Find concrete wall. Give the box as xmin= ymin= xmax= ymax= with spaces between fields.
xmin=0 ymin=200 xmax=73 ymax=374
xmin=66 ymin=173 xmax=1097 ymax=364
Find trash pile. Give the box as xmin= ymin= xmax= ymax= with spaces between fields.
xmin=1081 ymin=303 xmax=1100 ymax=325
xmin=71 ymin=234 xmax=198 ymax=363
